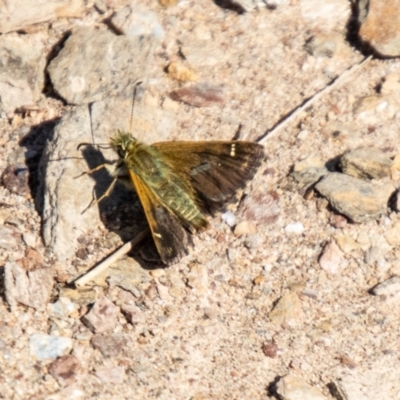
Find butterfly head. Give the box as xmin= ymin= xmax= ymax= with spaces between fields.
xmin=110 ymin=130 xmax=138 ymax=159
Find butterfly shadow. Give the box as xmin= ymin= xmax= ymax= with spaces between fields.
xmin=79 ymin=144 xmax=165 ymax=270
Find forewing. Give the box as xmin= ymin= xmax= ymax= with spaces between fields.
xmin=128 ymin=170 xmax=192 ymax=265
xmin=152 ymin=141 xmax=264 ymax=203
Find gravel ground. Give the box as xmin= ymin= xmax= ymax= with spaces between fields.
xmin=1 ymin=1 xmax=400 ymax=399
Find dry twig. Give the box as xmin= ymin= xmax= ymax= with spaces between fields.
xmin=74 ymin=229 xmax=149 ymax=288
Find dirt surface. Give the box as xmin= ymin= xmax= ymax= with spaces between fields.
xmin=1 ymin=0 xmax=400 ymax=399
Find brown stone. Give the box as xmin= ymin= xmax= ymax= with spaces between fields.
xmin=48 ymin=355 xmax=81 ymax=385
xmin=169 ymin=84 xmax=225 ymax=107
xmin=81 ymin=297 xmax=120 ymax=333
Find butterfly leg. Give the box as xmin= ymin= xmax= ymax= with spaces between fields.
xmin=93 ymin=177 xmax=118 ymax=204
xmin=74 ymin=163 xmax=108 ymax=179
xmin=80 ymin=176 xmax=118 ymax=214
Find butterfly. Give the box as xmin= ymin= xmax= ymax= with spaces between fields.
xmin=83 ymin=130 xmax=264 ymax=264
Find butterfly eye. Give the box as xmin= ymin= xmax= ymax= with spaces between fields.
xmin=118 ymin=148 xmax=125 ymax=158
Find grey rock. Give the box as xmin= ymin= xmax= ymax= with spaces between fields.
xmin=40 ymin=94 xmax=177 ymax=262
xmin=29 ymin=333 xmax=73 ymax=361
xmin=0 ymin=34 xmax=46 ymax=113
xmin=372 ymin=276 xmax=400 ymax=296
xmin=40 ymin=106 xmax=100 ymax=262
xmin=48 ymin=27 xmax=153 ymax=105
xmin=0 ymin=0 xmax=84 ymax=34
xmin=4 ymin=261 xmax=54 ymax=311
xmin=340 ymin=147 xmax=393 ymax=180
xmin=315 ymin=173 xmax=394 ymax=223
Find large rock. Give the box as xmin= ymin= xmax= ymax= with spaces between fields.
xmin=48 ymin=27 xmax=154 ymax=105
xmin=315 ymin=172 xmax=394 ymax=223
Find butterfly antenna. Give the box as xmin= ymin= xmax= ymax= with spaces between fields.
xmin=130 ymin=80 xmax=143 ymax=133
xmin=88 ymin=101 xmax=96 ymax=146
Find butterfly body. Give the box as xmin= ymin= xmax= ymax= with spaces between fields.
xmin=106 ymin=130 xmax=264 ymax=264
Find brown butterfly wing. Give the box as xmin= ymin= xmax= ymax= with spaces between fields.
xmin=152 ymin=141 xmax=264 ymax=204
xmin=128 ymin=170 xmax=192 ymax=265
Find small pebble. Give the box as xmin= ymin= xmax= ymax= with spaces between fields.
xmin=170 ymin=83 xmax=225 ymax=107
xmin=81 ymin=297 xmax=120 ymax=333
xmin=372 ymin=276 xmax=400 ymax=296
xmin=234 ymin=221 xmax=256 ymax=236
xmin=167 ymin=61 xmax=198 ymax=82
xmin=48 ymin=354 xmax=81 ymax=384
xmin=91 ymin=333 xmax=127 ymax=357
xmin=262 ymin=341 xmax=278 ymax=358
xmin=244 ymin=233 xmax=262 ymax=249
xmin=49 ymin=297 xmax=79 ymax=320
xmin=319 ymin=241 xmax=344 ymax=274
xmin=269 ymin=292 xmax=304 ymax=326
xmin=276 ymin=374 xmax=326 ymax=400
xmin=221 ymin=211 xmax=236 ymax=227
xmin=284 ymin=222 xmax=304 ymax=235
xmin=335 ymin=235 xmax=358 ymax=254
xmin=2 ymin=163 xmax=30 ymax=197
xmin=95 ymin=366 xmax=126 ymax=384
